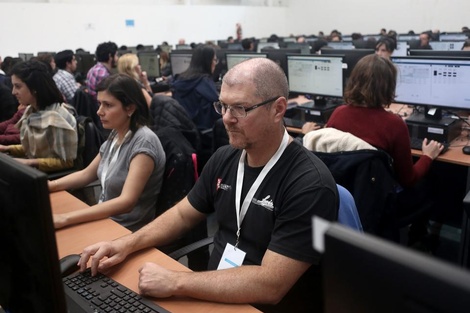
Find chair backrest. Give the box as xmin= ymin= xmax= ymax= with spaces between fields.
xmin=71 ymin=86 xmax=104 ymax=136
xmin=212 ymin=118 xmax=229 ymax=153
xmin=75 ymin=115 xmax=105 ymax=169
xmin=314 ymin=149 xmax=398 ymax=237
xmin=154 ymin=126 xmax=198 ymax=215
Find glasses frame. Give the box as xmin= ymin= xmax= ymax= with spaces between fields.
xmin=213 ymin=96 xmax=281 ymax=118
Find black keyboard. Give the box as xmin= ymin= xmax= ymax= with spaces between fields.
xmin=63 ymin=269 xmax=170 ymax=313
xmin=410 ymin=137 xmax=449 ymax=154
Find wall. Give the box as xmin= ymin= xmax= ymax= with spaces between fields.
xmin=0 ymin=3 xmax=287 ymax=57
xmin=1 ymin=0 xmax=470 ymax=58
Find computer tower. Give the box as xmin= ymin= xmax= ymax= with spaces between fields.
xmin=405 ymin=114 xmax=462 ymax=143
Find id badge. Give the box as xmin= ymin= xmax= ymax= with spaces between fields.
xmin=217 ymin=243 xmax=246 ymax=270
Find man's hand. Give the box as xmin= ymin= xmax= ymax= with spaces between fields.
xmin=138 ymin=262 xmax=178 ymax=298
xmin=79 ymin=239 xmax=132 ymax=276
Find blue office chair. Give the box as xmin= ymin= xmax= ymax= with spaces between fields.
xmin=337 ymin=184 xmax=363 ymax=232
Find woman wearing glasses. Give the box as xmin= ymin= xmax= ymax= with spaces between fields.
xmin=171 ymin=44 xmax=219 ymax=131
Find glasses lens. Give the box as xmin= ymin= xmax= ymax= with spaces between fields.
xmin=231 ymin=106 xmax=245 ymax=118
xmin=214 ymin=102 xmax=222 ymax=114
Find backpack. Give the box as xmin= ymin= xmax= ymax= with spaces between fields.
xmin=155 ymin=127 xmax=198 ymax=215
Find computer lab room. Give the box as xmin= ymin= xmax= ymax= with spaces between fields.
xmin=2 ymin=0 xmax=470 ymax=312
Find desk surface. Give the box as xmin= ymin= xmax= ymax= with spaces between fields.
xmin=286 ymin=97 xmax=470 ymax=167
xmin=51 ymin=191 xmax=260 ymax=313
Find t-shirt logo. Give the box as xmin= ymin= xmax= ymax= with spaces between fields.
xmin=216 ymin=178 xmax=231 ymax=191
xmin=252 ymin=195 xmax=274 ymax=211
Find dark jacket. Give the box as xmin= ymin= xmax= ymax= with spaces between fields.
xmin=171 ymin=75 xmax=219 ymax=130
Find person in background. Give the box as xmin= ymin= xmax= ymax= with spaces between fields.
xmin=49 ymin=74 xmax=165 ymax=232
xmin=171 ymin=44 xmax=219 ymax=131
xmin=117 ymin=53 xmax=153 ymax=107
xmin=86 ymin=41 xmax=119 ymax=103
xmin=53 ymin=49 xmax=80 ymax=104
xmin=0 ymin=61 xmax=77 ymax=172
xmin=462 ymin=39 xmax=470 ymax=51
xmin=375 ymin=36 xmax=397 ymax=59
xmin=77 ymin=58 xmax=338 ymax=313
xmin=159 ymin=51 xmax=172 ymax=77
xmin=418 ymin=31 xmax=433 ymax=49
xmin=35 ymin=53 xmax=56 ymax=76
xmin=241 ymin=38 xmax=254 ymax=51
xmin=0 ymin=103 xmax=26 ymax=145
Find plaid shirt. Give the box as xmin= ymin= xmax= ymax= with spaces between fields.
xmin=86 ymin=62 xmax=110 ymax=102
xmin=53 ymin=69 xmax=79 ymax=104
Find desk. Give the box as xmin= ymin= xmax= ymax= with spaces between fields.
xmin=51 ymin=191 xmax=261 ymax=313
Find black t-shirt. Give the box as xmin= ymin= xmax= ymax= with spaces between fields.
xmin=188 ymin=141 xmax=338 ymax=313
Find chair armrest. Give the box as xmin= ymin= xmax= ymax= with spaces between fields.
xmin=167 ymin=236 xmax=214 ymax=261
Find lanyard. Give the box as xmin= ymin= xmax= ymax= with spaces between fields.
xmin=99 ymin=131 xmax=131 ymax=203
xmin=234 ymin=129 xmax=289 ymax=247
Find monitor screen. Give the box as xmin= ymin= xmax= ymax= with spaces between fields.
xmin=398 ymin=34 xmax=420 ymax=41
xmin=409 ymin=49 xmax=470 ymax=58
xmin=391 ymin=56 xmax=470 ymax=111
xmin=225 ymin=52 xmax=267 ymax=70
xmin=175 ymin=44 xmax=191 ymax=50
xmin=18 ymin=53 xmax=34 ymax=61
xmin=391 ymin=41 xmax=409 ymax=57
xmin=227 ymin=43 xmax=243 ymax=50
xmin=169 ymin=50 xmax=193 ymax=76
xmin=138 ymin=51 xmax=160 ymax=78
xmin=322 ymin=223 xmax=470 ymax=313
xmin=320 ymin=48 xmax=374 ymax=79
xmin=0 ymin=154 xmax=67 ymax=312
xmin=440 ymin=33 xmax=468 ymax=41
xmin=287 ymin=54 xmax=344 ymax=98
xmin=326 ymin=41 xmax=355 ymax=50
xmin=429 ymin=41 xmax=465 ymax=51
xmin=257 ymin=41 xmax=280 ymax=52
xmin=285 ymin=42 xmax=311 ymax=55
xmin=75 ymin=52 xmax=96 ymax=75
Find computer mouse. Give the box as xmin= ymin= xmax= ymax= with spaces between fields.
xmin=59 ymin=254 xmax=81 ymax=277
xmin=463 ymin=146 xmax=470 ymax=155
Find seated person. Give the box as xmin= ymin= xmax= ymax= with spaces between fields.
xmin=53 ymin=49 xmax=80 ymax=104
xmin=117 ymin=53 xmax=153 ymax=107
xmin=375 ymin=36 xmax=397 ymax=59
xmin=78 ymin=58 xmax=338 ymax=313
xmin=171 ymin=44 xmax=219 ymax=131
xmin=0 ymin=61 xmax=78 ymax=172
xmin=0 ymin=103 xmax=26 ymax=145
xmin=48 ymin=74 xmax=165 ymax=232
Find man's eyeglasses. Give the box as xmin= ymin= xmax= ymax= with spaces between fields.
xmin=213 ymin=96 xmax=280 ymax=118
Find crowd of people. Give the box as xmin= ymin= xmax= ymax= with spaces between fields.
xmin=0 ymin=24 xmax=469 ymax=312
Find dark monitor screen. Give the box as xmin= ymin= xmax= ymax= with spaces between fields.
xmin=169 ymin=50 xmax=193 ymax=76
xmin=18 ymin=53 xmax=34 ymax=61
xmin=265 ymin=48 xmax=302 ymax=75
xmin=429 ymin=41 xmax=465 ymax=51
xmin=227 ymin=43 xmax=243 ymax=50
xmin=138 ymin=51 xmax=160 ymax=78
xmin=175 ymin=44 xmax=191 ymax=50
xmin=287 ymin=54 xmax=344 ymax=98
xmin=75 ymin=52 xmax=96 ymax=75
xmin=323 ymin=223 xmax=470 ymax=313
xmin=285 ymin=42 xmax=311 ymax=55
xmin=391 ymin=56 xmax=470 ymax=111
xmin=0 ymin=153 xmax=67 ymax=312
xmin=225 ymin=52 xmax=267 ymax=70
xmin=320 ymin=48 xmax=374 ymax=79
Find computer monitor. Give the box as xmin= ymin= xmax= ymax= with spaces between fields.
xmin=429 ymin=41 xmax=465 ymax=51
xmin=398 ymin=34 xmax=420 ymax=41
xmin=439 ymin=33 xmax=468 ymax=41
xmin=409 ymin=49 xmax=470 ymax=58
xmin=169 ymin=50 xmax=193 ymax=76
xmin=282 ymin=37 xmax=296 ymax=43
xmin=227 ymin=43 xmax=243 ymax=51
xmin=391 ymin=41 xmax=409 ymax=57
xmin=175 ymin=44 xmax=191 ymax=50
xmin=256 ymin=41 xmax=280 ymax=52
xmin=225 ymin=52 xmax=267 ymax=70
xmin=363 ymin=34 xmax=382 ymax=41
xmin=75 ymin=52 xmax=96 ymax=76
xmin=138 ymin=51 xmax=160 ymax=79
xmin=285 ymin=42 xmax=311 ymax=55
xmin=18 ymin=53 xmax=34 ymax=61
xmin=265 ymin=48 xmax=302 ymax=75
xmin=391 ymin=56 xmax=470 ymax=116
xmin=287 ymin=54 xmax=344 ymax=100
xmin=325 ymin=41 xmax=355 ymax=50
xmin=320 ymin=48 xmax=375 ymax=79
xmin=0 ymin=154 xmax=67 ymax=312
xmin=322 ymin=223 xmax=470 ymax=313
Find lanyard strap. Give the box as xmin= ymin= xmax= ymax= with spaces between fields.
xmin=234 ymin=129 xmax=289 ymax=247
xmin=99 ymin=131 xmax=131 ymax=203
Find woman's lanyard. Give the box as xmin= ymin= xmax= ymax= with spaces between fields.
xmin=234 ymin=129 xmax=289 ymax=248
xmin=99 ymin=131 xmax=131 ymax=203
